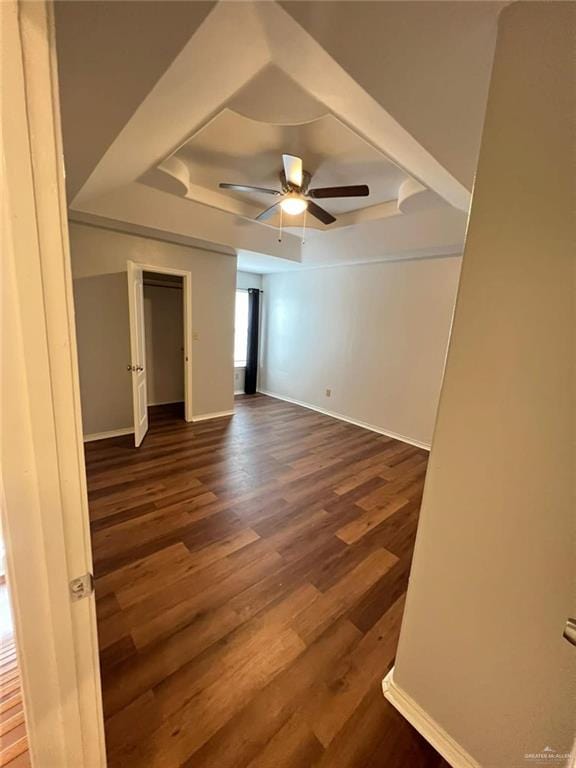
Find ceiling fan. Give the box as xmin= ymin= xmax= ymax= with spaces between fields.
xmin=219 ymin=154 xmax=369 ymax=225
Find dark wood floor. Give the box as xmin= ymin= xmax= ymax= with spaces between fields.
xmin=85 ymin=395 xmax=447 ymax=768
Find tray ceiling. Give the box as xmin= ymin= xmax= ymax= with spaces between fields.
xmin=143 ymin=106 xmax=418 ymax=231
xmin=56 ymin=1 xmax=501 ymax=268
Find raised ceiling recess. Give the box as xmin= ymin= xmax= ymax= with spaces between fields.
xmin=144 ymin=104 xmax=424 ymax=234
xmin=65 ymin=1 xmax=475 ymax=267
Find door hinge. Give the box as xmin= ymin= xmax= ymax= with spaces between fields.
xmin=70 ymin=572 xmax=94 ymax=601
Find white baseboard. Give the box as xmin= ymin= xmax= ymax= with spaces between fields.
xmin=83 ymin=427 xmax=134 ymax=443
xmin=85 ymin=409 xmax=233 ymax=437
xmin=192 ymin=409 xmax=235 ymax=423
xmin=258 ymin=390 xmax=430 ymax=451
xmin=382 ymin=669 xmax=480 ymax=768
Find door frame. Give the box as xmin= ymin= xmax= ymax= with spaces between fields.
xmin=129 ymin=261 xmax=194 ymax=424
xmin=2 ymin=1 xmax=106 ymax=766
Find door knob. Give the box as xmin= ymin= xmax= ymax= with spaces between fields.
xmin=563 ymin=618 xmax=576 ymax=647
xmin=136 ymin=365 xmax=144 ymax=372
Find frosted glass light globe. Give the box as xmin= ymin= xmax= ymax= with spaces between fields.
xmin=280 ymin=196 xmax=308 ymax=215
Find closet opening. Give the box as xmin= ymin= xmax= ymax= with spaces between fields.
xmin=142 ymin=270 xmax=186 ymax=425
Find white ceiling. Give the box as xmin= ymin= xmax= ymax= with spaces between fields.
xmin=280 ymin=1 xmax=505 ymax=191
xmin=55 ymin=0 xmax=503 ymax=272
xmin=175 ymin=110 xmax=408 ymax=212
xmin=146 ymin=108 xmax=417 ymax=229
xmin=237 ymin=250 xmax=304 ymax=275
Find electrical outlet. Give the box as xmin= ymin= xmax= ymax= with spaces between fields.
xmin=325 ymin=388 xmax=332 ymax=397
xmin=192 ymin=330 xmax=199 ymax=341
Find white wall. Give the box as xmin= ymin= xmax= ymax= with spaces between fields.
xmin=260 ymin=256 xmax=461 ymax=448
xmin=70 ymin=223 xmax=236 ymax=435
xmin=391 ymin=5 xmax=576 ymax=768
xmin=143 ymin=283 xmax=184 ymax=406
xmin=236 ymin=271 xmax=262 ymax=290
xmin=233 ymin=367 xmax=245 ymax=396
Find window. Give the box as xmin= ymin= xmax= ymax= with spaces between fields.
xmin=234 ymin=290 xmax=249 ymax=367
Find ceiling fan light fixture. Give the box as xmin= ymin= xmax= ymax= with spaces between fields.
xmin=280 ymin=195 xmax=308 ymax=216
xmin=219 ymin=152 xmax=369 ymax=226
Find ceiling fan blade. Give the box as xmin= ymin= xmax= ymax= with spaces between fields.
xmin=282 ymin=154 xmax=303 ymax=187
xmin=307 ymin=200 xmax=336 ymax=225
xmin=308 ymin=184 xmax=370 ymax=199
xmin=255 ymin=203 xmax=280 ymax=222
xmin=219 ymin=183 xmax=281 ymax=196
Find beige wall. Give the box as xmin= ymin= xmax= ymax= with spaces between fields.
xmin=392 ymin=4 xmax=576 ymax=767
xmin=73 ymin=272 xmax=132 ymax=435
xmin=70 ymin=223 xmax=236 ymax=435
xmin=143 ymin=283 xmax=184 ymax=406
xmin=260 ymin=256 xmax=461 ymax=448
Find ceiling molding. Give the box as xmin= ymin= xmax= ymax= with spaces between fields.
xmin=72 ymin=2 xmax=470 ymax=212
xmin=237 ymin=247 xmax=463 ymax=276
xmin=147 ymin=108 xmax=412 ymax=229
xmin=68 ymin=212 xmax=238 ymax=258
xmin=63 ymin=0 xmax=483 ymax=268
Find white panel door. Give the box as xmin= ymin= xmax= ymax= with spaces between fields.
xmin=127 ymin=261 xmax=149 ymax=447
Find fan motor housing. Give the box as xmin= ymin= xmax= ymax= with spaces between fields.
xmin=280 ymin=169 xmax=311 ymax=194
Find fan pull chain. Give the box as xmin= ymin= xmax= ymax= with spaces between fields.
xmin=278 ymin=206 xmax=283 ymax=243
xmin=302 ymin=206 xmax=307 ymax=245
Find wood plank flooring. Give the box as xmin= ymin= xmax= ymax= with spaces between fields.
xmin=85 ymin=395 xmax=447 ymax=768
xmin=0 ymin=587 xmax=30 ymax=768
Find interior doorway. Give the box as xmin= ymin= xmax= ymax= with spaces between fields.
xmin=127 ymin=261 xmax=193 ymax=446
xmin=143 ymin=271 xmax=185 ymax=420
